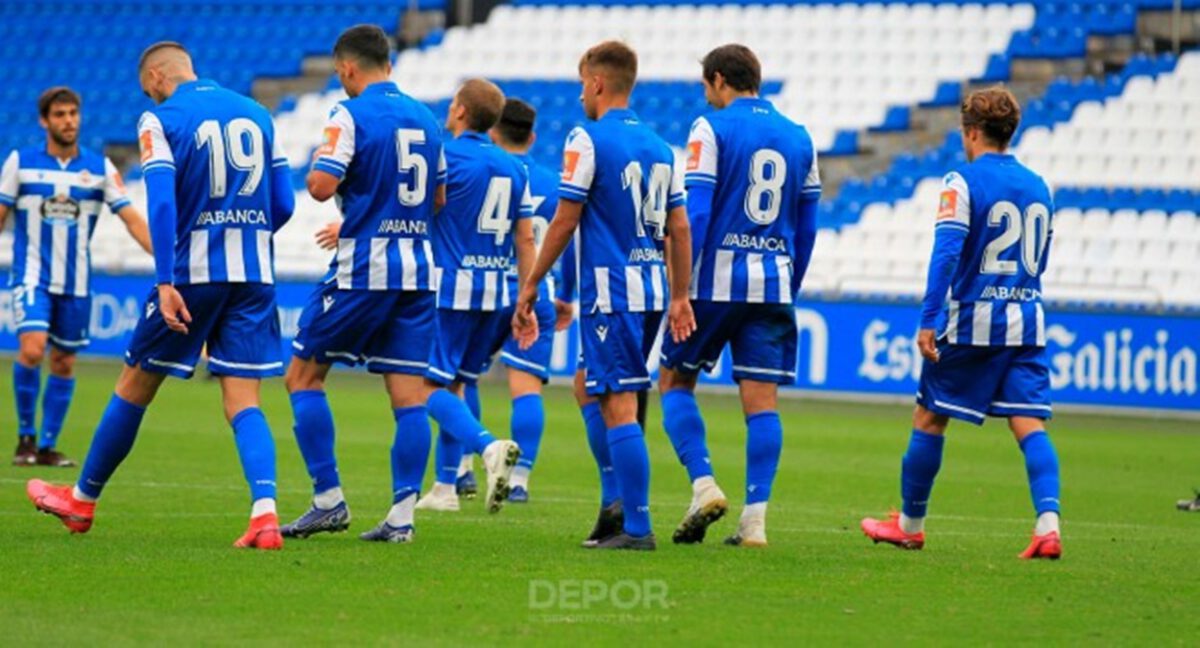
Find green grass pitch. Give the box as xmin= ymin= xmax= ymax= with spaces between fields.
xmin=2 ymin=360 xmax=1197 ymax=644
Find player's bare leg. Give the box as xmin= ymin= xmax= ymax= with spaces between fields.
xmin=36 ymin=347 xmax=80 ymax=467
xmin=577 ymin=369 xmax=623 ymax=546
xmin=506 ymin=367 xmax=543 ymax=502
xmin=659 ymin=367 xmax=728 ymax=545
xmin=12 ymin=332 xmax=48 ymax=465
xmin=1011 ymin=416 xmax=1062 ymax=560
xmin=861 ymin=406 xmax=947 ymax=550
xmin=222 ymin=376 xmax=282 ymax=550
xmin=27 ymin=365 xmax=165 ymax=534
xmin=281 ymin=357 xmax=352 ymax=539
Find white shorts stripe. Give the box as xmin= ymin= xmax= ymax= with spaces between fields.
xmin=500 ymin=351 xmax=547 ymax=373
xmin=189 ymin=230 xmax=210 ymax=283
xmin=625 ymin=266 xmax=645 ymax=312
xmin=1005 ymin=302 xmax=1023 ymax=347
xmin=713 ymin=250 xmax=734 ymax=301
xmin=326 ymin=351 xmax=361 ymax=363
xmin=731 ymin=364 xmax=796 ymax=377
xmin=147 ymin=358 xmax=195 ymax=373
xmin=47 ymin=333 xmax=87 ymax=347
xmin=933 ymin=398 xmax=985 ymax=420
xmin=207 ymin=357 xmax=282 ymax=371
xmin=991 ymin=401 xmax=1053 ymax=412
xmin=746 ymin=253 xmax=765 ymax=303
xmin=365 ymin=356 xmax=427 ymax=369
xmin=224 ymin=229 xmax=246 ymax=282
xmin=427 ymin=365 xmax=456 ymax=380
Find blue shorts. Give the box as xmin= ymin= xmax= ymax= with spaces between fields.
xmin=483 ymin=299 xmax=556 ymax=383
xmin=916 ymin=343 xmax=1053 ymax=425
xmin=292 ymin=283 xmax=435 ymax=375
xmin=10 ymin=285 xmax=91 ymax=352
xmin=579 ymin=310 xmax=664 ymax=396
xmin=426 ymin=308 xmax=507 ymax=385
xmin=125 ymin=283 xmax=283 ymax=379
xmin=660 ymin=301 xmax=798 ymax=385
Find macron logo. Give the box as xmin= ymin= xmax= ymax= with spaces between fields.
xmin=146 ymin=302 xmax=157 ymax=319
xmin=322 ymin=296 xmax=335 ymax=313
xmin=595 ymin=324 xmax=609 ymax=342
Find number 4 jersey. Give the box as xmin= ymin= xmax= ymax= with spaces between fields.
xmin=685 ymin=98 xmax=820 ymax=305
xmin=930 ymin=153 xmax=1055 ymax=347
xmin=138 ymin=79 xmax=288 ymax=285
xmin=560 ymin=108 xmax=684 ymax=315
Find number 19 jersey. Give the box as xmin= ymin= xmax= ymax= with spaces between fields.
xmin=685 ymin=97 xmax=820 ymax=304
xmin=559 ymin=108 xmax=684 ymax=315
xmin=936 ymin=153 xmax=1054 ymax=347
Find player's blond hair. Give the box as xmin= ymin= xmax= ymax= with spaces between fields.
xmin=579 ymin=41 xmax=638 ymax=95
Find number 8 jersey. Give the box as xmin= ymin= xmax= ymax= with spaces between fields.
xmin=560 ymin=108 xmax=684 ymax=315
xmin=138 ymin=79 xmax=288 ymax=285
xmin=685 ymin=97 xmax=820 ymax=304
xmin=933 ymin=153 xmax=1055 ymax=347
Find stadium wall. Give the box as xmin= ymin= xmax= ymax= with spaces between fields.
xmin=1 ymin=276 xmax=1196 ymax=416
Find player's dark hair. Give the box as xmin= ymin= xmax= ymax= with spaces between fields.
xmin=137 ymin=41 xmax=190 ymax=72
xmin=702 ymin=44 xmax=761 ymax=94
xmin=38 ymin=86 xmax=81 ymax=118
xmin=456 ymin=79 xmax=506 ymax=133
xmin=579 ymin=41 xmax=637 ymax=94
xmin=961 ymin=86 xmax=1021 ymax=148
xmin=494 ymin=98 xmax=537 ymax=145
xmin=333 ymin=24 xmax=391 ymax=70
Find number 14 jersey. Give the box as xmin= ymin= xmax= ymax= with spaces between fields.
xmin=685 ymin=97 xmax=820 ymax=305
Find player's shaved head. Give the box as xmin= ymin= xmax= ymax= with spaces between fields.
xmin=579 ymin=41 xmax=637 ymax=95
xmin=455 ymin=79 xmax=506 ymax=133
xmin=702 ymin=44 xmax=761 ymax=94
xmin=962 ymin=86 xmax=1021 ymax=149
xmin=333 ymin=24 xmax=391 ymax=71
xmin=138 ymin=41 xmax=192 ymax=75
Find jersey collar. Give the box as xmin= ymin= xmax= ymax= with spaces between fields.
xmin=601 ymin=108 xmax=639 ymax=123
xmin=730 ymin=96 xmax=770 ymax=110
xmin=174 ymin=79 xmax=219 ymax=96
xmin=361 ymin=81 xmax=401 ymax=97
xmin=458 ymin=130 xmax=491 ymax=144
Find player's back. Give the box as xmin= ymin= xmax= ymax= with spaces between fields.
xmin=561 ymin=109 xmax=682 ymax=314
xmin=506 ymin=154 xmax=559 ymax=299
xmin=435 ymin=131 xmax=530 ymax=310
xmin=140 ymin=79 xmax=281 ymax=284
xmin=943 ymin=153 xmax=1054 ymax=347
xmin=687 ymin=97 xmax=820 ymax=304
xmin=314 ymin=82 xmax=444 ymax=291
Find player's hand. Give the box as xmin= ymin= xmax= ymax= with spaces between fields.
xmin=157 ymin=284 xmax=192 ymax=335
xmin=314 ymin=221 xmax=342 ymax=250
xmin=553 ymin=298 xmax=574 ymax=332
xmin=918 ymin=328 xmax=939 ymax=363
xmin=667 ymin=297 xmax=697 ymax=344
xmin=512 ymin=284 xmax=541 ymax=350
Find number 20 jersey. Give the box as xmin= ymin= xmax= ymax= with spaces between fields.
xmin=935 ymin=153 xmax=1055 ymax=347
xmin=685 ymin=97 xmax=820 ymax=305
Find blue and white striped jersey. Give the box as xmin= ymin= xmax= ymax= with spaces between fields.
xmin=137 ymin=79 xmax=287 ymax=285
xmin=559 ymin=109 xmax=684 ymax=314
xmin=505 ymin=153 xmax=560 ymax=302
xmin=312 ymin=81 xmax=446 ymax=291
xmin=0 ymin=146 xmax=131 ymax=296
xmin=684 ymin=98 xmax=820 ymax=304
xmin=928 ymin=153 xmax=1055 ymax=347
xmin=432 ymin=131 xmax=533 ymax=311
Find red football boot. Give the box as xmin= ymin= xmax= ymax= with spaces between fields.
xmin=234 ymin=513 xmax=283 ymax=550
xmin=27 ymin=479 xmax=95 ymax=534
xmin=861 ymin=511 xmax=925 ymax=550
xmin=1019 ymin=531 xmax=1062 ymax=560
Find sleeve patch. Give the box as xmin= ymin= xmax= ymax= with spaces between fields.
xmin=139 ymin=130 xmax=154 ymax=162
xmin=937 ymin=191 xmax=957 ymax=220
xmin=686 ymin=141 xmax=702 ymax=171
xmin=562 ymin=150 xmax=580 ymax=182
xmin=317 ymin=127 xmax=340 ymax=157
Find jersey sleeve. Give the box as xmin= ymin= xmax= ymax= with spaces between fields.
xmin=436 ymin=145 xmax=448 ymax=188
xmin=270 ymin=118 xmax=289 ymax=170
xmin=558 ymin=127 xmax=595 ymax=203
xmin=516 ymin=173 xmax=535 ymax=220
xmin=103 ymin=157 xmax=132 ymax=212
xmin=137 ymin=112 xmax=174 ymax=176
xmin=311 ymin=103 xmax=355 ymax=180
xmin=801 ymin=145 xmax=821 ymax=198
xmin=684 ymin=117 xmax=717 ymax=189
xmin=0 ymin=150 xmax=18 ymax=207
xmin=936 ymin=172 xmax=971 ymax=232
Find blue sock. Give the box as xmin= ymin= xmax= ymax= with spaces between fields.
xmin=511 ymin=394 xmax=544 ymax=471
xmin=13 ymin=363 xmax=40 ymax=437
xmin=661 ymin=389 xmax=712 ymax=482
xmin=39 ymin=375 xmax=76 ymax=450
xmin=76 ymin=395 xmax=146 ymax=499
xmin=464 ymin=383 xmax=482 ymax=419
xmin=582 ymin=402 xmax=618 ymax=507
xmin=745 ymin=411 xmax=783 ymax=505
xmin=900 ymin=429 xmax=945 ymax=519
xmin=607 ymin=423 xmax=651 ymax=537
xmin=435 ymin=428 xmax=463 ymax=485
xmin=392 ymin=406 xmax=433 ymax=504
xmin=231 ymin=407 xmax=277 ymax=502
xmin=1020 ymin=431 xmax=1061 ymax=516
xmin=289 ymin=390 xmax=340 ymax=495
xmin=427 ymin=389 xmax=495 ymax=455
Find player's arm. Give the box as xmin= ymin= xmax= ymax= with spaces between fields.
xmin=307 ymin=104 xmax=355 ymax=203
xmin=138 ymin=113 xmax=191 ymax=334
xmin=683 ymin=118 xmax=718 ymax=264
xmin=513 ymin=199 xmax=581 ymax=349
xmin=790 ymin=194 xmax=819 ymax=298
xmin=0 ymin=150 xmax=19 ymax=231
xmin=663 ymin=179 xmax=696 ymax=343
xmin=115 ymin=206 xmax=153 ymax=255
xmin=918 ymin=172 xmax=972 ymax=362
xmin=554 ymin=235 xmax=577 ymax=331
xmin=434 ymin=146 xmax=447 ymax=213
xmin=269 ymin=124 xmax=296 ymax=232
